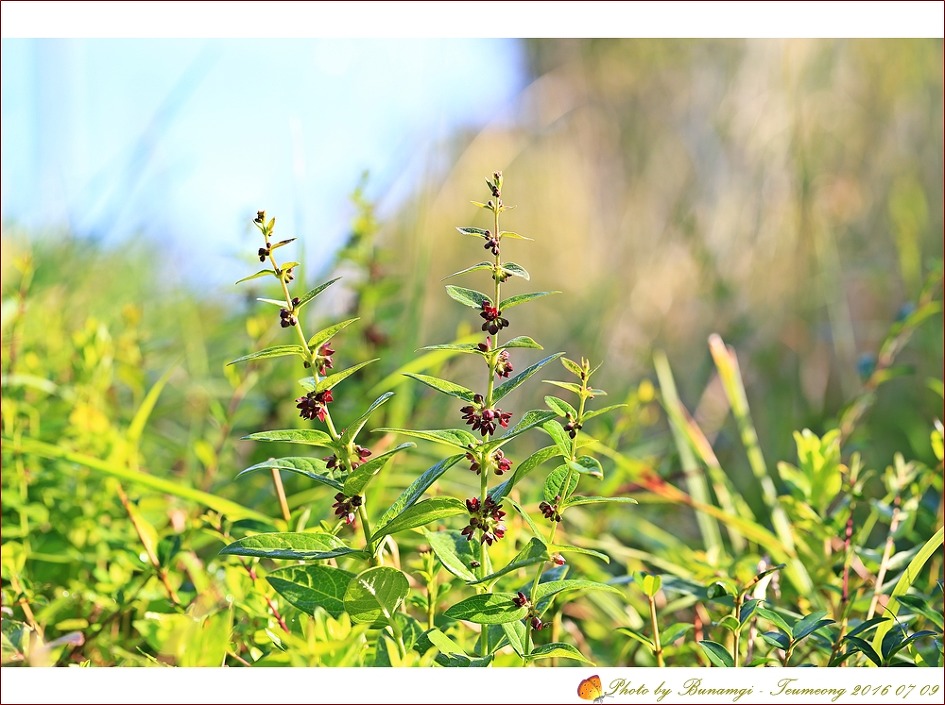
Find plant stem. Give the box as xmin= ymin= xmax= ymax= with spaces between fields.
xmin=270 ymin=467 xmax=292 ymax=524
xmin=358 ymin=504 xmax=378 ymax=565
xmin=649 ymin=594 xmax=664 ymax=667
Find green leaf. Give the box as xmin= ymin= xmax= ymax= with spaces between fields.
xmin=501 ymin=621 xmax=528 ymax=657
xmin=456 ymin=226 xmax=490 ymax=238
xmin=564 ymin=496 xmax=638 ymax=508
xmin=490 ymin=445 xmax=560 ymax=502
xmin=343 ymin=567 xmax=409 ymax=627
xmin=550 ymin=543 xmax=610 ymax=563
xmin=403 ymin=373 xmax=476 ymax=402
xmin=896 ymin=595 xmax=944 ymax=631
xmin=533 ymin=579 xmax=623 ymax=606
xmin=699 ymin=640 xmax=734 ymax=667
xmin=544 ymin=380 xmax=583 ymax=396
xmin=445 ymin=285 xmax=490 ymax=309
xmin=541 ymin=421 xmax=572 ymax=457
xmin=371 ymin=498 xmax=466 ymax=542
xmin=426 ymin=530 xmax=478 ymax=582
xmin=661 ymin=622 xmax=693 ymax=645
xmin=340 ymin=392 xmax=395 ymax=446
xmin=792 ymin=611 xmax=833 ymax=641
xmin=444 ymin=262 xmax=493 ymax=279
xmin=314 ymin=359 xmax=378 ymax=394
xmin=444 ymin=593 xmax=527 ymax=625
xmin=256 ymin=297 xmax=287 ymax=307
xmin=544 ymin=395 xmax=577 ymax=418
xmin=844 ymin=616 xmax=888 ymax=639
xmin=641 ymin=573 xmax=662 ymax=598
xmin=417 ymin=343 xmax=484 ymax=355
xmin=295 ymin=277 xmax=341 ymax=309
xmin=236 ymin=457 xmax=342 ymax=491
xmin=718 ymin=616 xmax=740 ymax=632
xmin=267 ymin=565 xmax=353 ymax=618
xmin=761 ymin=631 xmax=790 ymax=650
xmin=568 ymin=455 xmax=604 ymax=479
xmin=220 ymin=532 xmax=363 ymax=561
xmin=499 ymin=291 xmax=558 ymax=310
xmin=493 ymin=353 xmax=564 ymax=404
xmin=844 ymin=636 xmax=882 ymax=666
xmin=500 ymin=262 xmax=530 ymax=281
xmin=482 ymin=410 xmax=557 ymax=452
xmin=307 ymin=317 xmax=360 ymax=350
xmin=756 ymin=607 xmax=792 ymax=636
xmin=375 ymin=428 xmax=477 ymax=451
xmin=236 ymin=268 xmax=275 ymax=284
xmin=543 ymin=464 xmax=578 ymax=505
xmin=499 ymin=336 xmax=543 ymax=350
xmin=617 ymin=628 xmax=655 ymax=650
xmin=227 ymin=344 xmax=306 ymax=366
xmin=424 ymin=627 xmax=466 ymax=657
xmin=499 ymin=230 xmax=533 ymax=241
xmin=242 ymin=428 xmax=334 ymax=448
xmin=561 ymin=357 xmax=584 ymax=376
xmin=375 ymin=455 xmax=465 ymax=531
xmin=582 ymin=403 xmax=628 ymax=422
xmin=506 ymin=497 xmax=546 ymax=541
xmin=527 ymin=642 xmax=592 ymax=664
xmin=468 ymin=538 xmax=547 ymax=585
xmin=343 ymin=442 xmax=414 ymax=495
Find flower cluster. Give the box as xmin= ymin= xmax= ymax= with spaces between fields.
xmin=296 ymin=389 xmax=333 ymax=422
xmin=483 ymin=230 xmax=500 ymax=255
xmin=257 ymin=245 xmax=270 ymax=262
xmin=563 ymin=413 xmax=583 ymax=439
xmin=280 ymin=297 xmax=301 ymax=328
xmin=324 ymin=444 xmax=372 ymax=472
xmin=538 ymin=495 xmax=562 ymax=523
xmin=313 ymin=341 xmax=335 ymax=376
xmin=495 ymin=350 xmax=513 ymax=378
xmin=460 ymin=394 xmax=512 ymax=437
xmin=332 ymin=492 xmax=362 ymax=526
xmin=480 ymin=301 xmax=509 ymax=335
xmin=465 ymin=449 xmax=513 ymax=476
xmin=511 ymin=591 xmax=549 ymax=631
xmin=460 ymin=496 xmax=507 ymax=545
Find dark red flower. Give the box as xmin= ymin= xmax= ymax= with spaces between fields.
xmin=563 ymin=413 xmax=583 ymax=439
xmin=539 ymin=495 xmax=562 ymax=523
xmin=460 ymin=395 xmax=512 ymax=437
xmin=332 ymin=492 xmax=363 ymax=527
xmin=257 ymin=246 xmax=270 ymax=262
xmin=495 ymin=350 xmax=513 ymax=378
xmin=314 ymin=341 xmax=335 ymax=375
xmin=512 ymin=591 xmax=530 ymax=608
xmin=296 ymin=389 xmax=333 ymax=421
xmin=461 ymin=496 xmax=507 ymax=545
xmin=479 ymin=301 xmax=509 ymax=335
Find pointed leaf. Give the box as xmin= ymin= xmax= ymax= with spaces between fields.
xmin=314 ymin=359 xmax=378 ymax=393
xmin=444 ymin=593 xmax=527 ymax=625
xmin=403 ymin=373 xmax=476 ymax=402
xmin=343 ymin=442 xmax=414 ymax=495
xmin=236 ymin=456 xmax=342 ymax=491
xmin=551 ymin=544 xmax=610 ymax=563
xmin=527 ymin=642 xmax=592 ymax=664
xmin=541 ymin=421 xmax=572 ymax=457
xmin=242 ymin=428 xmax=334 ymax=448
xmin=844 ymin=636 xmax=882 ymax=666
xmin=499 ymin=230 xmax=533 ymax=241
xmin=456 ymin=226 xmax=490 ymax=238
xmin=468 ymin=538 xmax=547 ymax=585
xmin=375 ymin=454 xmax=465 ymax=531
xmin=568 ymin=455 xmax=604 ymax=479
xmin=543 ymin=464 xmax=578 ymax=505
xmin=267 ymin=565 xmax=353 ymax=618
xmin=227 ymin=344 xmax=305 ymax=366
xmin=343 ymin=567 xmax=409 ymax=627
xmin=501 ymin=621 xmax=528 ymax=657
xmin=506 ymin=496 xmax=546 ymax=541
xmin=371 ymin=497 xmax=467 ymax=542
xmin=444 ymin=262 xmax=493 ymax=279
xmin=699 ymin=640 xmax=734 ymax=667
xmin=375 ymin=428 xmax=477 ymax=451
xmin=307 ymin=317 xmax=360 ymax=350
xmin=340 ymin=392 xmax=395 ymax=445
xmin=220 ymin=532 xmax=363 ymax=561
xmin=760 ymin=631 xmax=791 ymax=650
xmin=756 ymin=607 xmax=792 ymax=636
xmin=533 ymin=579 xmax=623 ymax=605
xmin=295 ymin=277 xmax=341 ymax=309
xmin=256 ymin=297 xmax=287 ymax=307
xmin=582 ymin=403 xmax=628 ymax=422
xmin=544 ymin=380 xmax=583 ymax=396
xmin=499 ymin=336 xmax=543 ymax=350
xmin=418 ymin=343 xmax=484 ymax=355
xmin=561 ymin=357 xmax=584 ymax=376
xmin=493 ymin=353 xmax=564 ymax=404
xmin=500 ymin=262 xmax=530 ymax=281
xmin=499 ymin=291 xmax=558 ymax=310
xmin=445 ymin=285 xmax=490 ymax=309
xmin=545 ymin=396 xmax=577 ymax=418
xmin=791 ymin=611 xmax=833 ymax=640
xmin=426 ymin=530 xmax=478 ymax=582
xmin=564 ymin=496 xmax=637 ymax=508
xmin=236 ymin=268 xmax=275 ymax=284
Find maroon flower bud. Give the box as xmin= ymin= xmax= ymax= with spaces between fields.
xmin=479 ymin=301 xmax=509 ymax=335
xmin=258 ymin=246 xmax=270 ymax=262
xmin=296 ymin=389 xmax=333 ymax=422
xmin=495 ymin=350 xmax=513 ymax=378
xmin=465 ymin=497 xmax=480 ymax=513
xmin=332 ymin=492 xmax=362 ymax=528
xmin=465 ymin=451 xmax=481 ymax=475
xmin=255 ymin=210 xmax=266 ymax=224
xmin=493 ymin=449 xmax=512 ymax=476
xmin=513 ymin=591 xmax=530 ymax=608
xmin=552 ymin=553 xmax=566 ymax=566
xmin=530 ymin=616 xmax=545 ymax=631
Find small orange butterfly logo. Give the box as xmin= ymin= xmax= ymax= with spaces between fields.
xmin=577 ymin=674 xmax=608 ymax=704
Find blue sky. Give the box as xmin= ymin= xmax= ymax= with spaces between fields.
xmin=1 ymin=38 xmax=525 ymax=283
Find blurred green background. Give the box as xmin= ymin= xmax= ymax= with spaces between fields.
xmin=2 ymin=38 xmax=942 ymax=666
